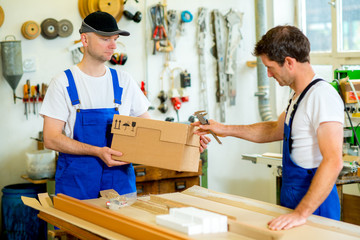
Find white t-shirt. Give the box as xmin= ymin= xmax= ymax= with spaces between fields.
xmin=40 ymin=65 xmax=150 ymax=139
xmin=284 ymin=77 xmax=344 ymax=168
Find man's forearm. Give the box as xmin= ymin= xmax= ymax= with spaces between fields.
xmin=44 ymin=132 xmax=101 ymax=157
xmin=228 ymin=121 xmax=283 ymax=143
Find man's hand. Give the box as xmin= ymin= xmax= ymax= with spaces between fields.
xmin=97 ymin=147 xmax=130 ymax=167
xmin=192 ymin=120 xmax=228 ymax=137
xmin=267 ymin=211 xmax=307 ymax=231
xmin=199 ymin=135 xmax=211 ymax=153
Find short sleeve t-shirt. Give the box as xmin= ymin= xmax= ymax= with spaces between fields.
xmin=40 ymin=65 xmax=150 ymax=139
xmin=284 ymin=77 xmax=344 ymax=168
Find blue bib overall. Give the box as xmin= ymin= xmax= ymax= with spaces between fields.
xmin=281 ymin=79 xmax=340 ymax=220
xmin=55 ymin=68 xmax=136 ymax=200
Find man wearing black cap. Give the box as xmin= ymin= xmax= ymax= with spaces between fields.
xmin=40 ymin=11 xmax=151 ymax=200
xmin=41 ymin=11 xmax=209 ymax=200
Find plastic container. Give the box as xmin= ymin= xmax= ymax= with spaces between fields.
xmin=1 ymin=183 xmax=47 ymax=240
xmin=26 ymin=150 xmax=55 ymax=180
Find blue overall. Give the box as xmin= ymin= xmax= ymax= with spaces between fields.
xmin=55 ymin=68 xmax=136 ymax=200
xmin=281 ymin=79 xmax=340 ymax=220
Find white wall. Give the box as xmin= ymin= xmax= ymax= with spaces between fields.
xmin=0 ymin=0 xmax=298 ymax=229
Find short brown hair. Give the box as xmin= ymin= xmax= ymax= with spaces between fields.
xmin=253 ymin=25 xmax=310 ymax=66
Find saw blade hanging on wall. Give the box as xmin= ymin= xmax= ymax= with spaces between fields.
xmin=41 ymin=18 xmax=59 ymax=39
xmin=58 ymin=19 xmax=73 ymax=37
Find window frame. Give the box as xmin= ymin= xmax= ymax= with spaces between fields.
xmin=298 ymin=0 xmax=360 ymax=68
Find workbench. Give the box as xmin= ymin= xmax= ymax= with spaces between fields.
xmin=241 ymin=153 xmax=360 ymax=224
xmin=22 ymin=185 xmax=360 ymax=240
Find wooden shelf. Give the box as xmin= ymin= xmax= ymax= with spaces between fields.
xmin=21 ymin=175 xmax=49 ymax=184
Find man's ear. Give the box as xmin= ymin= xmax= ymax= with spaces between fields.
xmin=80 ymin=33 xmax=89 ymax=47
xmin=284 ymin=56 xmax=296 ymax=70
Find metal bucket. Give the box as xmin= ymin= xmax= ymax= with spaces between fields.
xmin=1 ymin=35 xmax=23 ymax=102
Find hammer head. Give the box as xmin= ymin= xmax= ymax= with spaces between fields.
xmin=193 ymin=110 xmax=209 ymax=125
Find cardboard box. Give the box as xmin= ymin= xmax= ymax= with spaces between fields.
xmin=110 ymin=115 xmax=200 ymax=172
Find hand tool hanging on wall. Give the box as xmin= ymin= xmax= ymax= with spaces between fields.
xmin=179 ymin=10 xmax=193 ymax=35
xmin=197 ymin=8 xmax=209 ymax=114
xmin=167 ymin=10 xmax=178 ymax=61
xmin=169 ymin=67 xmax=182 ymax=119
xmin=157 ymin=63 xmax=171 ymax=114
xmin=224 ymin=9 xmax=243 ymax=106
xmin=150 ymin=3 xmax=169 ymax=55
xmin=211 ymin=10 xmax=227 ymax=122
xmin=179 ymin=70 xmax=191 ymax=102
xmin=193 ymin=110 xmax=222 ymax=144
xmin=30 ymin=85 xmax=36 ymax=115
xmin=23 ymin=80 xmax=30 ymax=120
xmin=40 ymin=83 xmax=48 ymax=102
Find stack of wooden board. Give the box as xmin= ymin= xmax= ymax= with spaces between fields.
xmin=22 ymin=186 xmax=360 ymax=239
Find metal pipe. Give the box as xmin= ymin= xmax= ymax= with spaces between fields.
xmin=254 ymin=0 xmax=273 ymax=121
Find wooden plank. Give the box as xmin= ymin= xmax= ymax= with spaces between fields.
xmin=22 ymin=196 xmax=132 ymax=240
xmin=228 ymin=219 xmax=284 ymax=240
xmin=182 ymin=185 xmax=360 ymax=238
xmin=182 ymin=185 xmax=288 ymax=217
xmin=54 ymin=194 xmax=191 ymax=240
xmin=38 ymin=212 xmax=106 ymax=240
xmin=132 ymin=198 xmax=169 ymax=215
xmin=21 ymin=174 xmax=48 ymax=184
xmin=38 ymin=193 xmax=53 ymax=208
xmin=156 ymin=191 xmax=360 ymax=239
xmin=150 ymin=195 xmax=237 ymax=221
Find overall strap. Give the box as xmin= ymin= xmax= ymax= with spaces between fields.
xmin=289 ymin=79 xmax=323 ymax=122
xmin=65 ymin=69 xmax=80 ymax=106
xmin=110 ymin=68 xmax=123 ymax=105
xmin=287 ymin=78 xmax=323 ymax=153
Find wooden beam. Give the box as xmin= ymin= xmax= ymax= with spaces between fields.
xmin=38 ymin=212 xmax=107 ymax=240
xmin=228 ymin=219 xmax=284 ymax=240
xmin=150 ymin=195 xmax=237 ymax=221
xmin=54 ymin=194 xmax=191 ymax=240
xmin=132 ymin=198 xmax=169 ymax=215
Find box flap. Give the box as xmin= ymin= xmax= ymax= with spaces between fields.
xmin=186 ymin=126 xmax=200 ymax=147
xmin=111 ymin=115 xmax=189 ymax=144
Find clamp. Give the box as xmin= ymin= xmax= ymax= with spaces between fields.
xmin=193 ymin=110 xmax=222 ymax=144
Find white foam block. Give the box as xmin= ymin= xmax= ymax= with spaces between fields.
xmin=156 ymin=214 xmax=203 ymax=235
xmin=159 ymin=207 xmax=228 ymax=235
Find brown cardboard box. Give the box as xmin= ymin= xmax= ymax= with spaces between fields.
xmin=110 ymin=115 xmax=200 ymax=172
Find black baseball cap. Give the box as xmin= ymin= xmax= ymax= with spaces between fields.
xmin=79 ymin=11 xmax=130 ymax=36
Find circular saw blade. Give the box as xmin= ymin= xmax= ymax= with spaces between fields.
xmin=41 ymin=18 xmax=59 ymax=39
xmin=58 ymin=19 xmax=73 ymax=37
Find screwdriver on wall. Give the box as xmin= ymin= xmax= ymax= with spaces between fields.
xmin=31 ymin=85 xmax=36 ymax=115
xmin=23 ymin=81 xmax=29 ymax=119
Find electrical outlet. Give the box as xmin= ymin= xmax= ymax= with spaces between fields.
xmin=23 ymin=57 xmax=36 ymax=72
